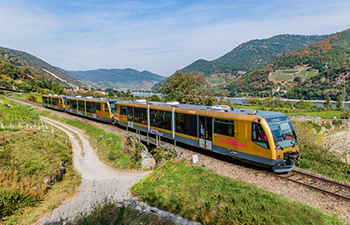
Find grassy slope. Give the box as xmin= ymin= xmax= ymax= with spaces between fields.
xmin=132 ymin=162 xmax=345 ymax=225
xmin=0 ymin=128 xmax=81 ymax=224
xmin=0 ymin=95 xmax=81 ymax=224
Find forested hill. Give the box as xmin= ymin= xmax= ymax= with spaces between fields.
xmin=67 ymin=68 xmax=166 ymax=90
xmin=153 ymin=33 xmax=328 ymax=91
xmin=0 ymin=47 xmax=78 ymax=93
xmin=1 ymin=47 xmax=81 ymax=87
xmin=228 ymin=28 xmax=350 ymax=100
xmin=181 ymin=34 xmax=328 ymax=76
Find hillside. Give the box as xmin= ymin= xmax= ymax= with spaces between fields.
xmin=1 ymin=47 xmax=81 ymax=87
xmin=153 ymin=34 xmax=328 ymax=91
xmin=183 ymin=34 xmax=327 ymax=76
xmin=68 ymin=68 xmax=166 ymax=90
xmin=0 ymin=47 xmax=78 ymax=93
xmin=228 ymin=28 xmax=350 ymax=100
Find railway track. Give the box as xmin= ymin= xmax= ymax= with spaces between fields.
xmin=278 ymin=169 xmax=350 ymax=202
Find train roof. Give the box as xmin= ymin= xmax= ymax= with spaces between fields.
xmin=118 ymin=100 xmax=287 ymax=120
xmin=65 ymin=96 xmax=122 ymax=103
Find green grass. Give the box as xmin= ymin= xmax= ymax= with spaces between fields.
xmin=274 ymin=74 xmax=293 ymax=81
xmin=287 ymin=110 xmax=342 ymax=119
xmin=12 ymin=93 xmax=43 ymax=104
xmin=296 ymin=70 xmax=307 ymax=76
xmin=0 ymin=128 xmax=80 ymax=224
xmin=49 ymin=116 xmax=142 ymax=169
xmin=67 ymin=200 xmax=175 ymax=225
xmin=307 ymin=71 xmax=319 ymax=78
xmin=293 ymin=120 xmax=350 ymax=183
xmin=281 ymin=70 xmax=298 ymax=74
xmin=207 ymin=76 xmax=226 ymax=85
xmin=132 ymin=162 xmax=345 ymax=225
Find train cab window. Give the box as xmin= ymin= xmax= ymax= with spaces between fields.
xmin=252 ymin=123 xmax=269 ymax=148
xmin=214 ymin=118 xmax=234 ymax=137
xmin=110 ymin=103 xmax=116 ymax=114
xmin=105 ymin=103 xmax=109 ymax=114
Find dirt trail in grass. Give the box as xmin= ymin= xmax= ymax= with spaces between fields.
xmin=37 ymin=117 xmax=151 ymax=224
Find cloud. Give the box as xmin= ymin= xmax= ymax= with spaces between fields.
xmin=0 ymin=0 xmax=349 ymax=76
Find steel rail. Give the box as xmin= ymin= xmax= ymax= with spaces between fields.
xmin=277 ymin=169 xmax=350 ymax=202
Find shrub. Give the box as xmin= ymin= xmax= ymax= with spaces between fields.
xmin=67 ymin=200 xmax=174 ymax=225
xmin=332 ymin=119 xmax=343 ymax=127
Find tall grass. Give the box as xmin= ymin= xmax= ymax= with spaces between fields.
xmin=132 ymin=162 xmax=344 ymax=225
xmin=66 ymin=200 xmax=175 ymax=225
xmin=293 ymin=120 xmax=350 ymax=182
xmin=0 ymin=128 xmax=79 ymax=223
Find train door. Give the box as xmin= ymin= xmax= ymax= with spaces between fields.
xmin=199 ymin=116 xmax=212 ymax=150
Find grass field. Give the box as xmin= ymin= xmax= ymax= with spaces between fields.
xmin=281 ymin=70 xmax=298 ymax=74
xmin=132 ymin=162 xmax=345 ymax=225
xmin=207 ymin=76 xmax=226 ymax=86
xmin=270 ymin=69 xmax=319 ymax=82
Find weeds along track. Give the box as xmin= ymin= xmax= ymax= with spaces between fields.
xmin=277 ymin=169 xmax=350 ymax=202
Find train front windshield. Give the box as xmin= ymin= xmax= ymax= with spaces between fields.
xmin=267 ymin=116 xmax=297 ymax=150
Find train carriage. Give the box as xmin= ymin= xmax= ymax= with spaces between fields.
xmin=115 ymin=101 xmax=299 ymax=173
xmin=42 ymin=94 xmax=66 ymax=111
xmin=65 ymin=96 xmax=122 ymax=123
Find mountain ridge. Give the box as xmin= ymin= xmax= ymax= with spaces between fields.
xmin=228 ymin=28 xmax=350 ymax=100
xmin=67 ymin=68 xmax=166 ymax=90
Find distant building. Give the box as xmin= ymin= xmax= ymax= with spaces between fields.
xmin=272 ymin=86 xmax=287 ymax=95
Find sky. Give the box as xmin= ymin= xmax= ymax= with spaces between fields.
xmin=0 ymin=0 xmax=349 ymax=77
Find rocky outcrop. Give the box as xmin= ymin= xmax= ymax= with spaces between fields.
xmin=43 ymin=160 xmax=67 ymax=186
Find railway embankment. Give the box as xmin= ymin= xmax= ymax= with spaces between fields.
xmin=4 ymin=95 xmax=350 ymax=224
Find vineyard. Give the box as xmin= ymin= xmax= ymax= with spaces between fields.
xmin=0 ymin=97 xmax=80 ymax=224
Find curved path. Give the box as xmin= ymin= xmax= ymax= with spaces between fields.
xmin=37 ymin=117 xmax=151 ymax=224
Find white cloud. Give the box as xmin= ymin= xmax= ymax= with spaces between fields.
xmin=0 ymin=0 xmax=349 ymax=76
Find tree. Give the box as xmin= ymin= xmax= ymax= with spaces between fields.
xmin=323 ymin=96 xmax=331 ymax=109
xmin=336 ymin=95 xmax=344 ymax=109
xmin=159 ymin=71 xmax=217 ymax=105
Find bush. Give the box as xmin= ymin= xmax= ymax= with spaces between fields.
xmin=341 ymin=110 xmax=350 ymax=119
xmin=332 ymin=119 xmax=343 ymax=127
xmin=293 ymin=120 xmax=350 ymax=182
xmin=305 ymin=121 xmax=322 ymax=133
xmin=67 ymin=200 xmax=174 ymax=225
xmin=27 ymin=95 xmax=37 ymax=103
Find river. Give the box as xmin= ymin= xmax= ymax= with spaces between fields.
xmin=132 ymin=92 xmax=350 ymax=109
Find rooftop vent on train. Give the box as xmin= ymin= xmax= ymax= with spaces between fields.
xmin=76 ymin=95 xmax=82 ymax=98
xmin=135 ymin=99 xmax=147 ymax=103
xmin=211 ymin=105 xmax=230 ymax=111
xmin=166 ymin=101 xmax=179 ymax=105
xmin=86 ymin=96 xmax=93 ymax=99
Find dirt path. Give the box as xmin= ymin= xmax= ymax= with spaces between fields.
xmin=37 ymin=117 xmax=151 ymax=224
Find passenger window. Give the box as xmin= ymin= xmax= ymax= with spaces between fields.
xmin=120 ymin=106 xmax=127 ymax=115
xmin=252 ymin=123 xmax=269 ymax=148
xmin=214 ymin=118 xmax=234 ymax=137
